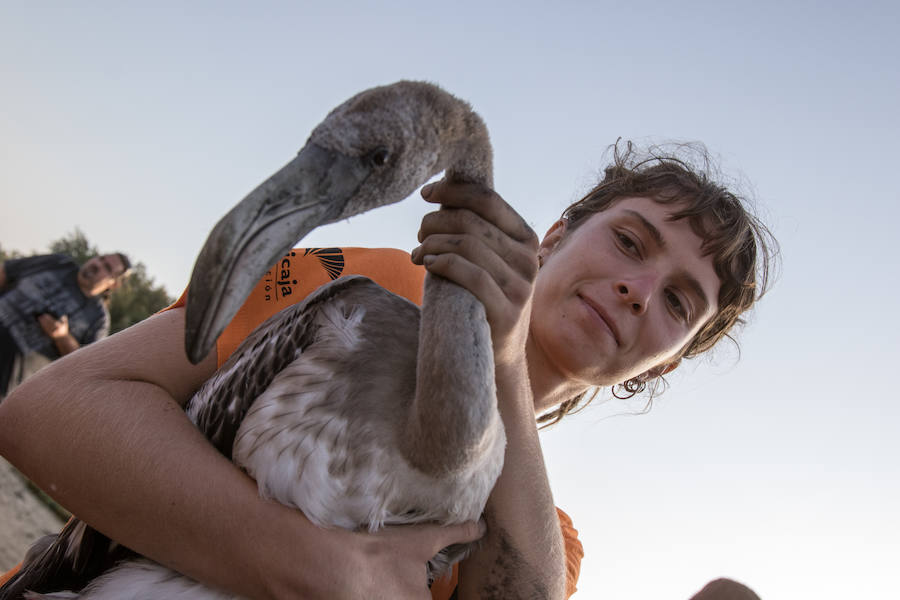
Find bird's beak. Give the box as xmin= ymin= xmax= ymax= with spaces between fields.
xmin=184 ymin=143 xmax=371 ymax=364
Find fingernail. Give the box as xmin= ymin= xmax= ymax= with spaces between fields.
xmin=421 ymin=183 xmax=434 ymax=198
xmin=423 ymin=254 xmax=436 ymax=266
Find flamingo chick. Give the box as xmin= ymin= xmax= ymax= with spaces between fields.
xmin=10 ymin=81 xmax=526 ymax=599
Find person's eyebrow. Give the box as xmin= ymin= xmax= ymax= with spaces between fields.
xmin=623 ymin=209 xmax=666 ymax=249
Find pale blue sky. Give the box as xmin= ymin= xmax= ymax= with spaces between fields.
xmin=2 ymin=1 xmax=898 ymax=598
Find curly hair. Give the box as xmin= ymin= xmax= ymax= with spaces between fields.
xmin=538 ymin=141 xmax=778 ymax=427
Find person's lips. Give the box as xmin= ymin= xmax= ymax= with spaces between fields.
xmin=578 ymin=294 xmax=621 ymax=346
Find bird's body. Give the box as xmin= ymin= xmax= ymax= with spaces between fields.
xmin=5 ymin=81 xmax=517 ymax=600
xmin=194 ymin=276 xmax=504 ymax=536
xmin=24 ymin=276 xmax=504 ymax=600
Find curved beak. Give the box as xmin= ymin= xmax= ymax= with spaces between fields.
xmin=184 ymin=143 xmax=371 ymax=364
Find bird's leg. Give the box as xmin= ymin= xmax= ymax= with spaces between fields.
xmin=401 ymin=276 xmax=502 ymax=477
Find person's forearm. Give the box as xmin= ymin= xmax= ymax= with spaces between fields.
xmin=0 ymin=312 xmax=341 ymax=599
xmin=457 ymin=362 xmax=567 ymax=600
xmin=0 ymin=351 xmax=280 ymax=597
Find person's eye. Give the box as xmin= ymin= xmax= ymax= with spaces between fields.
xmin=665 ymin=289 xmax=689 ymax=321
xmin=615 ymin=231 xmax=640 ymax=256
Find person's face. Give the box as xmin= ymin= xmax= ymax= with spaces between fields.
xmin=529 ymin=196 xmax=721 ymax=393
xmin=78 ymin=254 xmax=126 ymax=296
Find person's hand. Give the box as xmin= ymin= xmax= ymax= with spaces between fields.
xmin=350 ymin=520 xmax=485 ymax=599
xmin=37 ymin=313 xmax=69 ymax=340
xmin=262 ymin=518 xmax=486 ymax=600
xmin=411 ymin=179 xmax=539 ymax=368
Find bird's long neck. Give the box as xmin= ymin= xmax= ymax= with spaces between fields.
xmin=402 ymin=112 xmax=499 ymax=476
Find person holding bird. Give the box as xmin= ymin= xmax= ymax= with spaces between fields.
xmin=0 ymin=91 xmax=774 ymax=600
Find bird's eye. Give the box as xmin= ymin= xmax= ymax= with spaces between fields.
xmin=368 ymin=147 xmax=390 ymax=167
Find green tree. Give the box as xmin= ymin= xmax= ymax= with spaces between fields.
xmin=48 ymin=228 xmax=99 ymax=265
xmin=0 ymin=243 xmax=24 ymax=262
xmin=107 ymin=262 xmax=173 ymax=334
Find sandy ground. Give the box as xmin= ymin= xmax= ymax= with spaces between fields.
xmin=0 ymin=456 xmax=65 ymax=572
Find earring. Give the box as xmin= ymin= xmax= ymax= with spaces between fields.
xmin=612 ymin=375 xmax=647 ymax=399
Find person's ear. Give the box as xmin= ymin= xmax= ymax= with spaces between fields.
xmin=538 ymin=219 xmax=567 ymax=265
xmin=644 ymin=359 xmax=680 ymax=380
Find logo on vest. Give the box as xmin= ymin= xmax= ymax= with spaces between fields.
xmin=263 ymin=252 xmax=298 ymax=302
xmin=304 ymin=248 xmax=344 ymax=280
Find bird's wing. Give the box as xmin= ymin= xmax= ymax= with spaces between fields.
xmin=186 ymin=275 xmax=384 ymax=459
xmin=0 ymin=519 xmax=133 ymax=600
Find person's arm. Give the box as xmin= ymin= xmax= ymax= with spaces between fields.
xmin=414 ymin=180 xmax=567 ymax=599
xmin=0 ymin=307 xmax=484 ymax=599
xmin=36 ymin=314 xmax=80 ymax=355
xmin=457 ymin=362 xmax=566 ymax=598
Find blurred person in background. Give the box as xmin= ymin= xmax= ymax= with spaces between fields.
xmin=0 ymin=252 xmax=130 ymax=399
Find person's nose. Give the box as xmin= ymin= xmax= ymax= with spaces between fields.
xmin=615 ymin=274 xmax=655 ymax=315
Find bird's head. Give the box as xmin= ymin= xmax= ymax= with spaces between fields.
xmin=184 ymin=81 xmax=492 ymax=364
